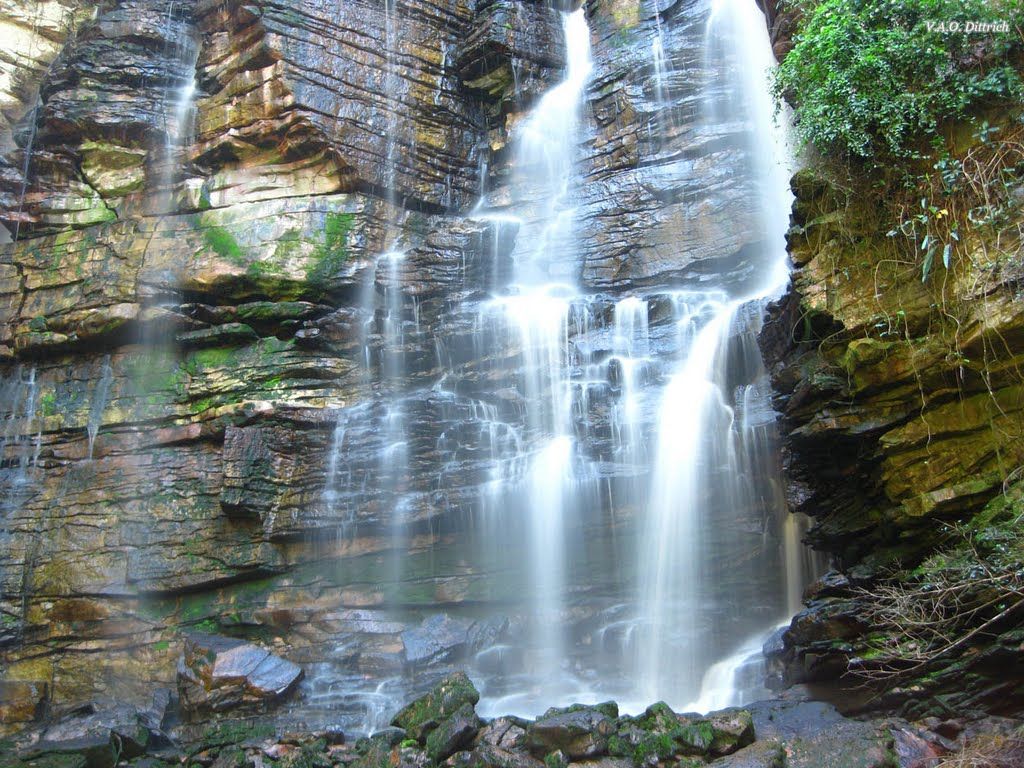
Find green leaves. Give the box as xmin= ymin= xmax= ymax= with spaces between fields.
xmin=774 ymin=0 xmax=1023 ymax=164
xmin=921 ymin=243 xmax=936 ymax=282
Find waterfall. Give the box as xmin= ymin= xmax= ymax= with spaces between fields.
xmin=304 ymin=0 xmax=816 ymax=731
xmin=475 ymin=7 xmax=595 ymax=703
xmin=626 ymin=0 xmax=803 ymax=710
xmin=637 ymin=293 xmax=742 ymax=705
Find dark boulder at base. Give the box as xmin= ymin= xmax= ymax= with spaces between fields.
xmin=177 ymin=634 xmax=303 ymax=720
xmin=16 ymin=699 xmax=168 ymax=768
xmin=747 ymin=698 xmax=897 ymax=768
xmin=425 ymin=703 xmax=482 ymax=762
xmin=707 ymin=740 xmax=785 ymax=768
xmin=526 ymin=706 xmax=616 ymax=760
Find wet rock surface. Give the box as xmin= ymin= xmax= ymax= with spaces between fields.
xmin=177 ymin=634 xmax=304 ymax=719
xmin=5 ymin=683 xmax=1021 ymax=768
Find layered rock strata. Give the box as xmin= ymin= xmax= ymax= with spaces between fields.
xmin=0 ymin=0 xmax=787 ymax=732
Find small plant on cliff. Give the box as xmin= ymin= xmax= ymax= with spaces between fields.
xmin=886 ymin=119 xmax=1024 ymax=284
xmin=775 ymin=0 xmax=1022 ymax=164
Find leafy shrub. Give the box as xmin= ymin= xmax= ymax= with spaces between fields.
xmin=774 ymin=0 xmax=1022 ymax=163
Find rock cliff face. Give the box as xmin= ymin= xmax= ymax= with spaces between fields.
xmin=0 ymin=0 xmax=786 ymax=732
xmin=761 ymin=163 xmax=1024 ymax=717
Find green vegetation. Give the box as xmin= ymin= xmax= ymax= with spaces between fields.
xmin=38 ymin=391 xmax=57 ymax=417
xmin=203 ymin=225 xmax=246 ymax=264
xmin=775 ymin=0 xmax=1022 ymax=163
xmin=776 ymin=1 xmax=1024 ymax=286
xmin=306 ymin=211 xmax=355 ymax=291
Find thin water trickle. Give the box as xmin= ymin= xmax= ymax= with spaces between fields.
xmin=155 ymin=4 xmax=199 ymax=212
xmin=0 ymin=367 xmax=42 ymax=534
xmin=87 ymin=355 xmax=114 ymax=461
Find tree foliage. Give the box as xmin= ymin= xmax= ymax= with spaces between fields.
xmin=775 ymin=0 xmax=1023 ymax=164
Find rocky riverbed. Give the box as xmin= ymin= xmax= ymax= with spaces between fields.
xmin=5 ymin=669 xmax=1023 ymax=768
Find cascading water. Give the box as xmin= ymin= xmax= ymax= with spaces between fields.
xmin=305 ymin=0 xmax=818 ymax=730
xmin=627 ymin=0 xmax=806 ymax=710
xmin=473 ymin=7 xmax=596 ymax=704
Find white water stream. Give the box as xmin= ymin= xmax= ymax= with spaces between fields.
xmin=309 ymin=0 xmax=816 ymax=728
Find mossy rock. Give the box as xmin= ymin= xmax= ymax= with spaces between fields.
xmin=390 ymin=672 xmax=480 ymax=742
xmin=611 ymin=702 xmax=719 ymax=761
xmin=706 ymin=709 xmax=755 ymax=756
xmin=425 ymin=702 xmax=481 ymax=762
xmin=541 ymin=702 xmax=619 ymax=720
xmin=185 ymin=721 xmax=276 ymax=755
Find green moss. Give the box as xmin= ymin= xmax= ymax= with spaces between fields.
xmin=235 ymin=301 xmax=315 ymax=323
xmin=186 ymin=722 xmax=276 ymax=755
xmin=677 ymin=721 xmax=714 ymax=753
xmin=306 ymin=211 xmax=355 ymax=291
xmin=634 ymin=732 xmax=678 ymax=762
xmin=38 ymin=392 xmax=57 ymax=417
xmin=191 ymin=346 xmax=239 ymax=370
xmin=391 ymin=672 xmax=480 ymax=739
xmin=203 ymin=226 xmax=246 ymax=264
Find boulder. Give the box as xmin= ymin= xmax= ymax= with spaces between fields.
xmin=526 ymin=706 xmax=616 ymax=759
xmin=708 ymin=740 xmax=785 ymax=768
xmin=20 ymin=702 xmax=160 ymax=768
xmin=610 ymin=702 xmax=737 ymax=761
xmin=177 ymin=634 xmax=303 ymax=719
xmin=357 ymin=727 xmax=407 ymax=751
xmin=446 ymin=745 xmax=544 ymax=768
xmin=477 ymin=717 xmax=528 ymax=750
xmin=704 ymin=709 xmax=756 ymax=756
xmin=391 ymin=672 xmax=480 ymax=742
xmin=425 ymin=703 xmax=482 ymax=762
